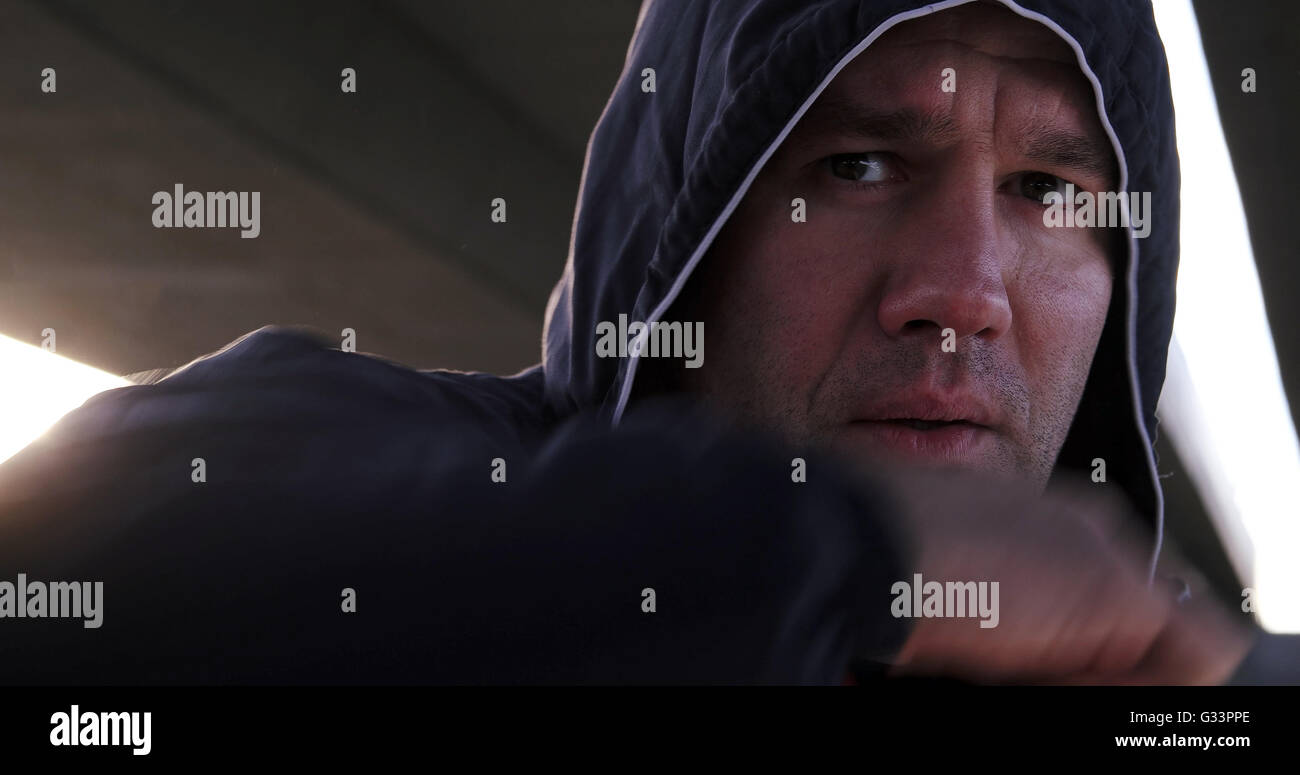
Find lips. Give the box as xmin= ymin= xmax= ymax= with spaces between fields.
xmin=837 ymin=392 xmax=1000 ymax=464
xmin=852 ymin=393 xmax=999 ymax=429
xmin=890 ymin=418 xmax=968 ymax=431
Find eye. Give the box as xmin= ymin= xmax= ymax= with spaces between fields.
xmin=1018 ymin=171 xmax=1071 ymax=204
xmin=827 ymin=152 xmax=900 ymax=185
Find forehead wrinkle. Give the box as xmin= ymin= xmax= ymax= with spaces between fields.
xmin=872 ymin=1 xmax=1079 ymax=63
xmin=813 ymin=36 xmax=1101 ymax=138
xmin=805 ymin=44 xmax=1111 ymax=179
xmin=881 ymin=35 xmax=1076 ymax=69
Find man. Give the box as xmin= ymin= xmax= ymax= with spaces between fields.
xmin=0 ymin=0 xmax=1285 ymax=683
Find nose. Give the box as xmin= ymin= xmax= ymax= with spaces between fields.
xmin=876 ymin=168 xmax=1013 ymax=343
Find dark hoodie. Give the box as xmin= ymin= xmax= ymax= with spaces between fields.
xmin=0 ymin=0 xmax=1287 ymax=684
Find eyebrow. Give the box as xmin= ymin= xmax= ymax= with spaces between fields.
xmin=1020 ymin=125 xmax=1117 ymax=187
xmin=806 ymin=95 xmax=961 ymax=145
xmin=803 ymin=95 xmax=1118 ymax=186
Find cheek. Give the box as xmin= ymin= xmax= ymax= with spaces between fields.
xmin=1014 ymin=247 xmax=1112 ymax=397
xmin=705 ymin=200 xmax=863 ymax=396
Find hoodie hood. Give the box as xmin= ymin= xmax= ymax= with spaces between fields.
xmin=542 ymin=0 xmax=1179 ymax=572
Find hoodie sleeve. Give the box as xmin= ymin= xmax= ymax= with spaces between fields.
xmin=0 ymin=328 xmax=912 ymax=684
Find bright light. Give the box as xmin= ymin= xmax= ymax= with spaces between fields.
xmin=0 ymin=334 xmax=130 ymax=464
xmin=1153 ymin=0 xmax=1300 ymax=631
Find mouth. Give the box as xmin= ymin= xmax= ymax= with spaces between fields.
xmin=837 ymin=392 xmax=1001 ymax=465
xmin=884 ymin=418 xmax=980 ymax=431
xmin=838 ymin=418 xmax=992 ymax=464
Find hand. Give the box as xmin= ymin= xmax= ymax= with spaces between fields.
xmin=877 ymin=468 xmax=1254 ymax=684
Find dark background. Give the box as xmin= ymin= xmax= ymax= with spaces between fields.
xmin=0 ymin=0 xmax=1294 ymax=609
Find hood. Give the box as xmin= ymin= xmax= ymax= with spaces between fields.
xmin=542 ymin=0 xmax=1179 ymax=573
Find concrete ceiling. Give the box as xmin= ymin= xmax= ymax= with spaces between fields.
xmin=0 ymin=0 xmax=641 ymax=377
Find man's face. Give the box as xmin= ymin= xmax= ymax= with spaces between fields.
xmin=680 ymin=3 xmax=1118 ymax=488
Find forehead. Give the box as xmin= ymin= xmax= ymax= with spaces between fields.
xmin=809 ymin=2 xmax=1104 ymax=143
xmin=875 ymin=1 xmax=1080 ymax=63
